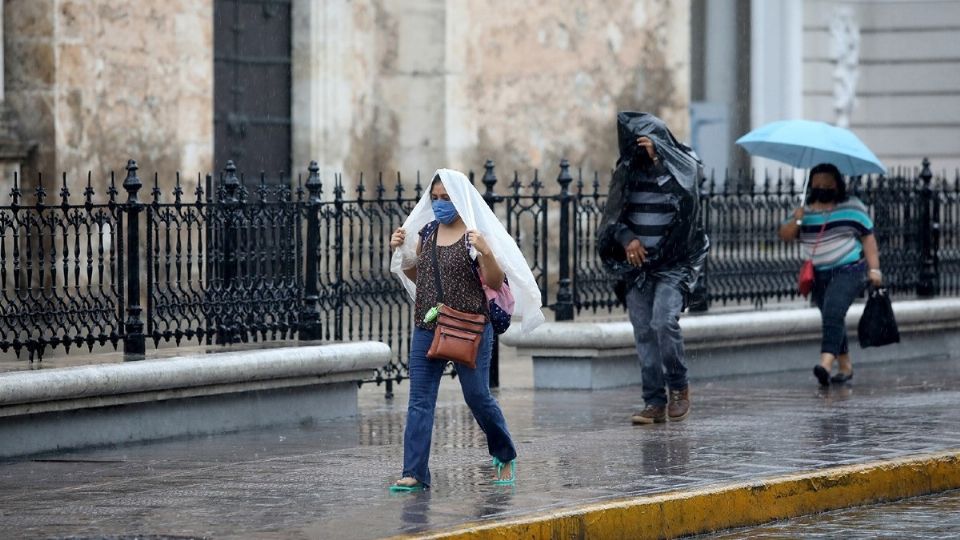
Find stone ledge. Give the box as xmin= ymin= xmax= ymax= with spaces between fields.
xmin=0 ymin=342 xmax=391 ymax=458
xmin=0 ymin=342 xmax=389 ymax=412
xmin=502 ymin=298 xmax=960 ymax=389
xmin=503 ymin=298 xmax=960 ymax=352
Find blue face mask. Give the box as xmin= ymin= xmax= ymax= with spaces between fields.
xmin=432 ymin=200 xmax=459 ymax=224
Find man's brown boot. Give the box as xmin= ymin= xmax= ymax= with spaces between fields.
xmin=631 ymin=404 xmax=666 ymax=425
xmin=668 ymin=387 xmax=690 ymax=422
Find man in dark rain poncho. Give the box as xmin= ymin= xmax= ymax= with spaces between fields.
xmin=597 ymin=112 xmax=709 ymax=425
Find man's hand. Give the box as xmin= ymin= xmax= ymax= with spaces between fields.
xmin=636 ymin=136 xmax=659 ymax=164
xmin=625 ymin=239 xmax=647 ymax=267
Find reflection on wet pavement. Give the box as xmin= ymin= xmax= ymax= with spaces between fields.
xmin=0 ymin=357 xmax=959 ymax=539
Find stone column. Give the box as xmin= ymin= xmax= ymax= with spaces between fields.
xmin=292 ymin=0 xmax=449 ymax=184
xmin=690 ymin=0 xmax=751 ymax=179
xmin=750 ymin=0 xmax=804 ymax=181
xmin=442 ymin=0 xmax=478 ymax=170
xmin=292 ymin=0 xmax=378 ymax=187
xmin=0 ymin=5 xmax=32 ymax=186
xmin=377 ymin=0 xmax=447 ymax=175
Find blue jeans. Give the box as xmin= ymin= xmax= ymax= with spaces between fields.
xmin=626 ymin=276 xmax=688 ymax=407
xmin=402 ymin=324 xmax=516 ymax=487
xmin=812 ymin=261 xmax=867 ymax=356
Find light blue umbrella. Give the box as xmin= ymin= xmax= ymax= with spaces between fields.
xmin=736 ymin=119 xmax=886 ymax=176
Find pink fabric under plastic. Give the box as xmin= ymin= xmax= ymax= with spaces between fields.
xmin=479 ymin=273 xmax=515 ymax=314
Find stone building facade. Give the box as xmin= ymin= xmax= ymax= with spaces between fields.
xmin=2 ymin=0 xmax=690 ymax=195
xmin=691 ymin=0 xmax=960 ymax=178
xmin=3 ymin=0 xmax=211 ymax=196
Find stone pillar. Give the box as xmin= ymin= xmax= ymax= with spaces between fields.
xmin=750 ymin=0 xmax=804 ymax=182
xmin=441 ymin=0 xmax=477 ymax=170
xmin=0 ymin=5 xmax=32 ymax=186
xmin=292 ymin=0 xmax=449 ymax=184
xmin=690 ymin=0 xmax=752 ymax=180
xmin=378 ymin=0 xmax=447 ymax=175
xmin=292 ymin=0 xmax=344 ymax=180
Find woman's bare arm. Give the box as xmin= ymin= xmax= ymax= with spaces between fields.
xmin=476 ymin=249 xmax=505 ymax=291
xmin=779 ymin=207 xmax=804 ymax=242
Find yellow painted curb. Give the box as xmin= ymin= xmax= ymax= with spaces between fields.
xmin=392 ymin=450 xmax=960 ymax=540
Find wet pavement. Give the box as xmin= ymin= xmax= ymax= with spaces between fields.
xmin=1 ymin=355 xmax=959 ymax=539
xmin=700 ymin=490 xmax=960 ymax=539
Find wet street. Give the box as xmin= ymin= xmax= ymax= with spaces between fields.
xmin=1 ymin=356 xmax=959 ymax=539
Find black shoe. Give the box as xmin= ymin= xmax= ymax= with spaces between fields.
xmin=813 ymin=365 xmax=830 ymax=387
xmin=831 ymin=371 xmax=854 ymax=384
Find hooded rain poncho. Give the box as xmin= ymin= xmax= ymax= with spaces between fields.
xmin=597 ymin=112 xmax=710 ymax=302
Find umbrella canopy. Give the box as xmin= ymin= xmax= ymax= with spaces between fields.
xmin=736 ymin=119 xmax=886 ymax=176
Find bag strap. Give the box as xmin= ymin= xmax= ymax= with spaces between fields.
xmin=429 ymin=229 xmax=444 ymax=303
xmin=809 ymin=214 xmax=829 ymax=257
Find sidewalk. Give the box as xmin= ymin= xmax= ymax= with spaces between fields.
xmin=1 ymin=354 xmax=959 ymax=539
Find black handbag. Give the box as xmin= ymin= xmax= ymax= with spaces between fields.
xmin=857 ymin=287 xmax=900 ymax=348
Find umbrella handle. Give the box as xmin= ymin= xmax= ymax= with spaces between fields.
xmin=799 ymin=174 xmax=810 ymax=204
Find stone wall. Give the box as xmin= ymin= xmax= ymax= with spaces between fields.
xmin=4 ymin=0 xmax=213 ymax=196
xmin=295 ymin=0 xmax=690 ymax=187
xmin=453 ymin=0 xmax=690 ymax=177
xmin=3 ymin=0 xmax=688 ymax=193
xmin=802 ymin=0 xmax=960 ymax=173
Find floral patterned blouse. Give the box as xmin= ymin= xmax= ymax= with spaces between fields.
xmin=414 ymin=231 xmax=488 ymax=330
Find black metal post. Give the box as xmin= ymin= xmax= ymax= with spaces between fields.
xmin=122 ymin=159 xmax=145 ymax=359
xmin=554 ymin=159 xmax=574 ymax=321
xmin=481 ymin=160 xmax=502 ymax=388
xmin=918 ymin=158 xmax=938 ymax=297
xmin=333 ymin=178 xmax=344 ymax=342
xmin=203 ymin=173 xmax=214 ymax=345
xmin=220 ymin=160 xmax=241 ymax=344
xmin=300 ymin=161 xmax=322 ymax=341
xmin=687 ymin=175 xmax=710 ymax=312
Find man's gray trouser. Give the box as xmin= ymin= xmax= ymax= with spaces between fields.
xmin=626 ymin=276 xmax=689 ymax=407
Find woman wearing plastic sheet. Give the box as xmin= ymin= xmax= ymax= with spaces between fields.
xmin=387 ymin=169 xmax=544 ymax=491
xmin=779 ymin=163 xmax=883 ymax=386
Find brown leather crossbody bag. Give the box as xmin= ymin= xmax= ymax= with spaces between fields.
xmin=425 ymin=231 xmax=487 ymax=369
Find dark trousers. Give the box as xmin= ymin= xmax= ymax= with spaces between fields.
xmin=812 ymin=261 xmax=867 ymax=356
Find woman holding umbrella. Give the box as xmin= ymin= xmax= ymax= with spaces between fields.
xmin=738 ymin=120 xmax=887 ymax=387
xmin=778 ymin=163 xmax=882 ymax=386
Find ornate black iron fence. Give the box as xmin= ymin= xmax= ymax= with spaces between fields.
xmin=0 ymin=173 xmax=125 ymax=359
xmin=2 ymin=157 xmax=957 ymax=393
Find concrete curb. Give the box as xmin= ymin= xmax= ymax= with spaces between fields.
xmin=394 ymin=450 xmax=960 ymax=540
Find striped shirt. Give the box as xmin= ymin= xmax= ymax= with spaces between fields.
xmin=620 ymin=172 xmax=678 ymax=249
xmin=797 ymin=197 xmax=874 ymax=270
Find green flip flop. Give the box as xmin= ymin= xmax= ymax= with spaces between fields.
xmin=492 ymin=457 xmax=516 ymax=485
xmin=389 ymin=479 xmax=425 ymax=492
